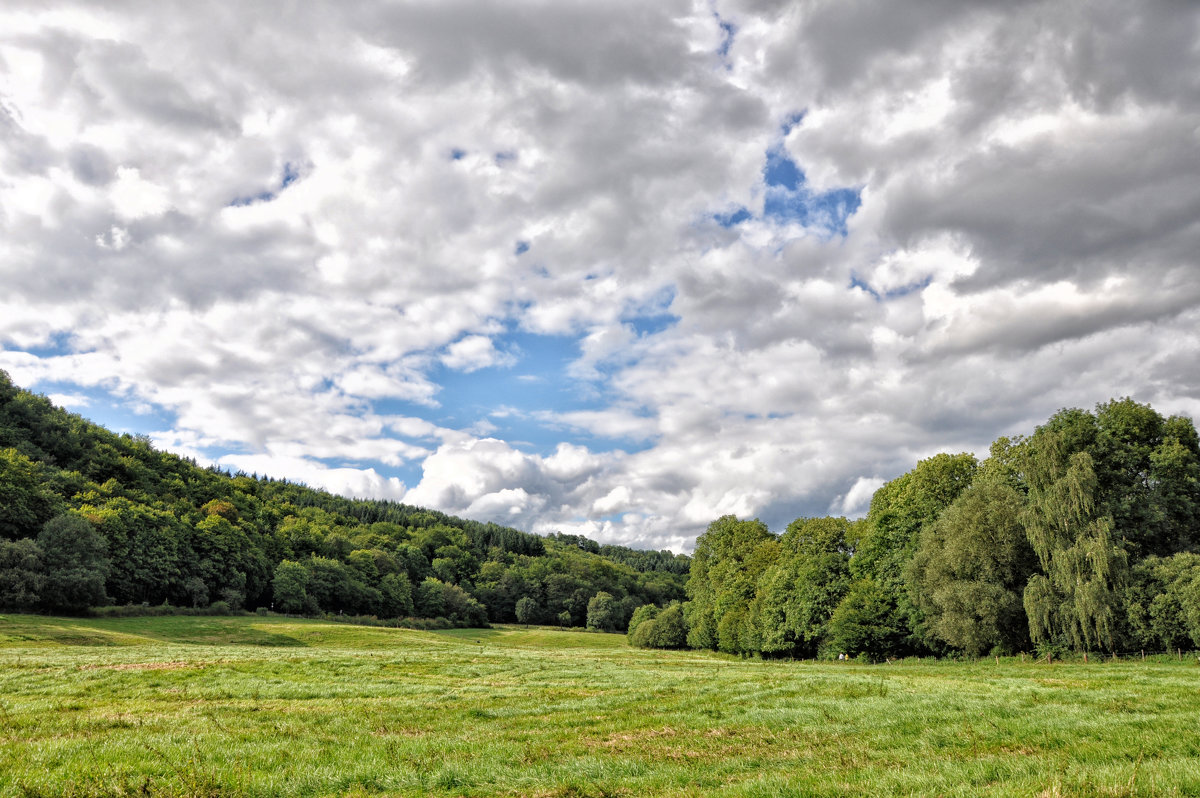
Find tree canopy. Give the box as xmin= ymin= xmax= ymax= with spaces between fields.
xmin=679 ymin=399 xmax=1200 ymax=660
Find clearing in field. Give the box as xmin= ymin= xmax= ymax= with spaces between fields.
xmin=0 ymin=614 xmax=1197 ymax=797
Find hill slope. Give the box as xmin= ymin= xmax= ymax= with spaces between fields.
xmin=0 ymin=370 xmax=687 ymax=625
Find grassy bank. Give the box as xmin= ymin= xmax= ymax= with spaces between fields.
xmin=1 ymin=614 xmax=1197 ymax=797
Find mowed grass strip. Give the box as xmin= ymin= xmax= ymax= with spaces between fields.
xmin=1 ymin=615 xmax=1197 ymax=797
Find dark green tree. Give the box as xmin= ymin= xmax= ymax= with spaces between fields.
xmin=907 ymin=477 xmax=1035 ymax=655
xmin=38 ymin=514 xmax=109 ymax=612
xmin=586 ymin=591 xmax=620 ymax=631
xmin=515 ymin=595 xmax=540 ymax=625
xmin=826 ymin=579 xmax=905 ymax=661
xmin=417 ymin=577 xmax=447 ymax=618
xmin=272 ymin=560 xmax=309 ymax=614
xmin=1123 ymin=553 xmax=1200 ymax=651
xmin=684 ymin=515 xmax=777 ymax=651
xmin=626 ymin=603 xmax=660 ymax=641
xmin=633 ymin=602 xmax=688 ymax=649
xmin=0 ymin=448 xmax=61 ymax=539
xmin=0 ymin=538 xmax=44 ymax=609
xmin=847 ymin=453 xmax=978 ymax=654
xmin=753 ymin=516 xmax=852 ymax=657
xmin=380 ymin=572 xmax=414 ymax=617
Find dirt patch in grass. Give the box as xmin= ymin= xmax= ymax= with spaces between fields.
xmin=80 ymin=660 xmax=199 ymax=672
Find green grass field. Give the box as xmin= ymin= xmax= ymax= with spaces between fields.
xmin=1 ymin=614 xmax=1197 ymax=797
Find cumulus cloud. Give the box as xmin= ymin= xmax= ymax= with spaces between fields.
xmin=3 ymin=0 xmax=1199 ymax=551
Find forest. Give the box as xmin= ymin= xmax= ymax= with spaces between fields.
xmin=673 ymin=398 xmax=1200 ymax=660
xmin=0 ymin=371 xmax=688 ymax=630
xmin=4 ymin=368 xmax=1200 ymax=661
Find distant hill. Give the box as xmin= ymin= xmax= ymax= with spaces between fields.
xmin=0 ymin=370 xmax=688 ymax=626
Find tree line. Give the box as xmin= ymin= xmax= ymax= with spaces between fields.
xmin=0 ymin=371 xmax=688 ymax=627
xmin=664 ymin=399 xmax=1200 ymax=660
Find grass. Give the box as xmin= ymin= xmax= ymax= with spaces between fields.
xmin=1 ymin=614 xmax=1198 ymax=797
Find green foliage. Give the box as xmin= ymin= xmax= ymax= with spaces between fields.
xmin=515 ymin=595 xmax=539 ymax=624
xmin=629 ymin=602 xmax=688 ymax=649
xmin=1123 ymin=553 xmax=1200 ymax=650
xmin=847 ymin=453 xmax=978 ymax=654
xmin=0 ymin=537 xmax=44 ymax=609
xmin=0 ymin=447 xmax=62 ymax=539
xmin=826 ymin=579 xmax=905 ymax=661
xmin=272 ymin=560 xmax=309 ymax=614
xmin=907 ymin=477 xmax=1034 ymax=655
xmin=37 ymin=514 xmax=109 ymax=612
xmin=80 ymin=497 xmax=188 ymax=605
xmin=1021 ymin=431 xmax=1129 ymax=652
xmin=626 ymin=603 xmax=659 ymax=639
xmin=417 ymin=576 xmax=447 ymax=618
xmin=586 ymin=590 xmax=620 ymax=631
xmin=380 ymin=571 xmax=414 ymax=617
xmin=754 ymin=516 xmax=852 ymax=657
xmin=685 ymin=515 xmax=776 ymax=651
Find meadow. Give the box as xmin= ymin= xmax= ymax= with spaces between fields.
xmin=0 ymin=615 xmax=1197 ymax=797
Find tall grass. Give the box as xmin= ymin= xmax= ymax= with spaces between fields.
xmin=1 ymin=614 xmax=1197 ymax=797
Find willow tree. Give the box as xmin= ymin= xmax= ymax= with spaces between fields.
xmin=1022 ymin=433 xmax=1128 ymax=653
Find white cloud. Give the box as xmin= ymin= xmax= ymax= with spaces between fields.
xmin=217 ymin=454 xmax=408 ymax=501
xmin=441 ymin=335 xmax=515 ymax=373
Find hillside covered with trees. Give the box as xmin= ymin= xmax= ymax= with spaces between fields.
xmin=0 ymin=371 xmax=688 ymax=628
xmin=674 ymin=399 xmax=1200 ymax=660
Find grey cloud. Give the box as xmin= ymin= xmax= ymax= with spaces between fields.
xmin=67 ymin=144 xmax=114 ymax=185
xmin=355 ymin=0 xmax=697 ymax=88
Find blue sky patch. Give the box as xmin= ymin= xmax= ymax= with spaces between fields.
xmin=373 ymin=329 xmax=655 ymax=457
xmin=850 ymin=274 xmax=933 ymax=301
xmin=628 ymin=312 xmax=678 ymax=338
xmin=762 ymin=146 xmax=861 ymax=236
xmin=28 ymin=380 xmax=177 ymax=439
xmin=781 ymin=111 xmax=806 ymax=135
xmin=514 ymin=240 xmax=530 ymax=255
xmin=280 ymin=162 xmax=300 ymax=189
xmin=715 ymin=13 xmax=736 ymax=65
xmin=713 ymin=206 xmax=752 ymax=227
xmin=764 ymin=145 xmax=804 ymax=190
xmin=5 ymin=331 xmax=75 ymax=358
xmin=230 ymin=162 xmax=301 ymax=207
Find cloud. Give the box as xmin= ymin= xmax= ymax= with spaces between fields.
xmin=216 ymin=453 xmax=409 ymax=501
xmin=441 ymin=335 xmax=516 ymax=373
xmin=3 ymin=0 xmax=1200 ymax=551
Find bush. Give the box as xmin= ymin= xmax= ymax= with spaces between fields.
xmin=626 ymin=604 xmax=659 ymax=641
xmin=629 ymin=603 xmax=688 ymax=649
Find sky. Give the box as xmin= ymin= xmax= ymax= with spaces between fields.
xmin=2 ymin=1 xmax=1199 ymax=553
